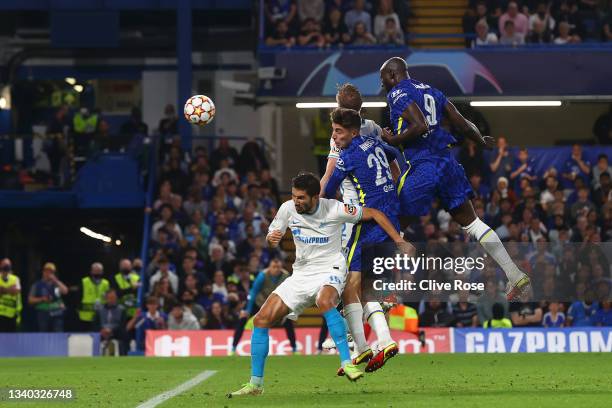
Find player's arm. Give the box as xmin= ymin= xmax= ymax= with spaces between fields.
xmin=383 ymin=102 xmax=429 ymax=147
xmin=321 ymin=152 xmax=351 ymax=198
xmin=444 ymin=101 xmax=495 ymax=149
xmin=320 ymin=139 xmax=341 ymax=195
xmin=266 ymin=202 xmax=289 ymax=248
xmin=360 ymin=207 xmax=403 ymax=244
xmin=380 ymin=141 xmax=406 ymax=182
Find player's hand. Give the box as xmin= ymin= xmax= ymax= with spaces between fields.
xmin=267 ymin=230 xmax=283 ymax=247
xmin=239 ymin=310 xmax=249 ymax=319
xmin=382 ymin=128 xmax=395 ymax=145
xmin=395 ymin=240 xmax=416 ymax=257
xmin=482 ymin=136 xmax=496 ymax=149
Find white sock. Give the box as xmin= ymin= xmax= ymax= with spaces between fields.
xmin=363 ymin=302 xmax=393 ymax=348
xmin=343 ymin=303 xmax=369 ymax=354
xmin=462 ymin=218 xmax=524 ymax=283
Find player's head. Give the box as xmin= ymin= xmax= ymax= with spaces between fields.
xmin=291 ymin=172 xmax=320 ymax=214
xmin=379 ymin=57 xmax=409 ymax=93
xmin=336 ymin=83 xmax=362 ymax=112
xmin=330 ymin=107 xmax=361 ymax=149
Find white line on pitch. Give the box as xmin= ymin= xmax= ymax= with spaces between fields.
xmin=135 ymin=370 xmax=217 ymax=408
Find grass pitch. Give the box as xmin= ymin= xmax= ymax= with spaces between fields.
xmin=1 ymin=354 xmax=611 ymax=408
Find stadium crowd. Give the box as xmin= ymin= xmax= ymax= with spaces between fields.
xmin=465 ymin=0 xmax=612 ymax=47
xmin=260 ymin=0 xmax=612 ymax=49
xmin=1 ymin=105 xmax=611 ymax=354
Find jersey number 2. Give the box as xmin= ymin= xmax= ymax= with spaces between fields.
xmin=367 ymin=146 xmax=392 ymax=186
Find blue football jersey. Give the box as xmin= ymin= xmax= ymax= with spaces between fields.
xmin=387 ymin=78 xmax=457 ymax=160
xmin=324 ymin=135 xmax=400 ymax=217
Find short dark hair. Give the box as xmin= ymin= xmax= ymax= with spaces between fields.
xmin=504 ymin=20 xmax=515 ymax=27
xmin=492 ymin=302 xmax=505 ymax=320
xmin=598 ymin=154 xmax=608 ymax=162
xmin=146 ymin=295 xmax=159 ymax=305
xmin=336 ymin=83 xmax=363 ymax=111
xmin=330 ymin=107 xmax=361 ymax=131
xmin=292 ymin=172 xmax=320 ymax=197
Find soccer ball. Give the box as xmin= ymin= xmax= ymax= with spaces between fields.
xmin=184 ymin=95 xmax=215 ymax=126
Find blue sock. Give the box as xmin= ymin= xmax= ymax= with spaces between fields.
xmin=250 ymin=327 xmax=269 ymax=383
xmin=323 ymin=308 xmax=351 ymax=367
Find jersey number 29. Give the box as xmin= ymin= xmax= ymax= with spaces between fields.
xmin=367 ymin=146 xmax=392 ymax=186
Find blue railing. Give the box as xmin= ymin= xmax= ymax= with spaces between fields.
xmin=136 ymin=137 xmax=158 ymax=308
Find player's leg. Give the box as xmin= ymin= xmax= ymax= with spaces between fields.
xmin=442 ymin=155 xmax=530 ymax=300
xmin=231 ymin=316 xmax=249 ymax=355
xmin=342 ymin=271 xmax=372 ymax=362
xmin=316 ymin=284 xmax=363 ymax=382
xmin=282 ymin=318 xmax=298 ymax=353
xmin=227 ymin=293 xmax=290 ymax=398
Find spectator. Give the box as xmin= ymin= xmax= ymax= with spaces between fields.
xmin=265 ymin=19 xmax=297 ymax=47
xmin=149 ymin=257 xmax=179 ymax=295
xmin=542 ymin=302 xmax=566 ymax=327
xmin=499 ymin=1 xmax=529 ymax=36
xmin=158 ymin=104 xmax=178 ymax=136
xmin=592 ymin=154 xmax=611 ymax=189
xmin=553 ymin=0 xmax=584 ymax=38
xmin=152 ymin=204 xmax=183 ymax=242
xmin=570 ymin=187 xmax=596 ymax=219
xmin=510 ymin=148 xmax=536 ymax=188
xmin=323 ymin=7 xmax=351 ymax=46
xmin=0 ymin=258 xmax=21 ymax=332
xmin=212 ymin=270 xmax=229 ymax=302
xmin=297 ymin=0 xmax=325 ymax=23
xmin=297 ymin=18 xmax=326 ymax=46
xmin=604 ymin=1 xmax=612 ymax=41
xmin=28 ymin=263 xmax=68 ymax=332
xmin=373 ymin=0 xmax=402 ymax=38
xmin=500 ymin=20 xmax=526 ymax=45
xmin=120 ymin=107 xmax=148 ymax=137
xmin=150 ymin=277 xmax=178 ymax=314
xmin=593 ymin=172 xmax=611 ymax=208
xmin=490 ymin=136 xmax=514 ymax=183
xmin=183 ymin=186 xmax=208 ymax=219
xmin=78 ymin=262 xmax=110 ymax=331
xmin=198 ymin=282 xmax=226 ymax=311
xmin=239 ymin=138 xmax=269 ymax=174
xmin=168 ymin=302 xmax=200 ymax=330
xmin=181 ymin=290 xmax=206 ymax=327
xmin=465 ymin=1 xmax=498 ymax=46
xmin=113 ymin=258 xmax=141 ymax=319
xmin=204 ymin=301 xmax=232 ymax=329
xmin=127 ymin=296 xmax=167 ymax=351
xmin=529 ymin=1 xmax=555 ymax=32
xmin=452 ymin=292 xmax=479 ymax=327
xmin=593 ymin=104 xmax=612 ymax=144
xmin=527 ymin=19 xmax=553 ymax=42
xmin=93 ymin=289 xmax=127 ymax=355
xmin=265 ymin=0 xmax=298 ymax=32
xmin=510 ymin=302 xmax=544 ymax=327
xmin=345 ymin=0 xmax=372 ymax=34
xmin=593 ymin=300 xmax=612 ymax=326
xmin=351 ymin=21 xmax=377 ymax=45
xmin=477 ymin=280 xmax=509 ymax=323
xmin=483 ymin=302 xmax=513 ymax=328
xmin=377 ymin=17 xmax=404 ymax=45
xmin=540 ymin=175 xmax=561 ymax=211
xmin=554 ymin=21 xmax=582 ymax=43
xmin=472 ymin=19 xmax=499 ymax=47
xmin=212 ymin=159 xmax=240 ymax=188
xmin=211 ymin=138 xmax=240 ymax=172
xmin=567 ymin=292 xmax=599 ymax=326
xmin=419 ymin=298 xmax=453 ymax=327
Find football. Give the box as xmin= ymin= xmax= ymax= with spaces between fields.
xmin=184 ymin=94 xmax=215 ymax=126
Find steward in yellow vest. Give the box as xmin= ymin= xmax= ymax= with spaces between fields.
xmin=114 ymin=259 xmax=140 ymax=318
xmin=79 ymin=263 xmax=110 ymax=326
xmin=0 ymin=259 xmax=21 ymax=332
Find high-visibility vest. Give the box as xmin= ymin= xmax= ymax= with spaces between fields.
xmin=0 ymin=274 xmax=19 ymax=319
xmin=73 ymin=113 xmax=98 ymax=134
xmin=483 ymin=318 xmax=512 ymax=328
xmin=388 ymin=304 xmax=418 ymax=333
xmin=79 ymin=277 xmax=110 ymax=322
xmin=114 ymin=272 xmax=140 ymax=317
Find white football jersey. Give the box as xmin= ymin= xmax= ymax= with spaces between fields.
xmin=328 ymin=118 xmax=383 ymax=204
xmin=269 ymin=198 xmax=362 ymax=270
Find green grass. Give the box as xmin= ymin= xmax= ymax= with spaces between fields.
xmin=1 ymin=354 xmax=611 ymax=408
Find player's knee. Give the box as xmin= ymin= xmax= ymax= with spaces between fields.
xmin=253 ymin=312 xmax=272 ymax=328
xmin=316 ymin=297 xmax=335 ymax=312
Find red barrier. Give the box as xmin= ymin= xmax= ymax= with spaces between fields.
xmin=145 ymin=328 xmax=451 ymax=356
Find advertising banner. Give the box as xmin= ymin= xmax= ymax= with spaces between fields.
xmin=145 ymin=328 xmax=451 ymax=357
xmin=0 ymin=333 xmax=100 ymax=357
xmin=259 ymin=49 xmax=612 ymax=97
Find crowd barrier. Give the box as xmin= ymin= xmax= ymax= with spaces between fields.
xmin=145 ymin=327 xmax=611 ymax=357
xmin=0 ymin=333 xmax=100 ymax=357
